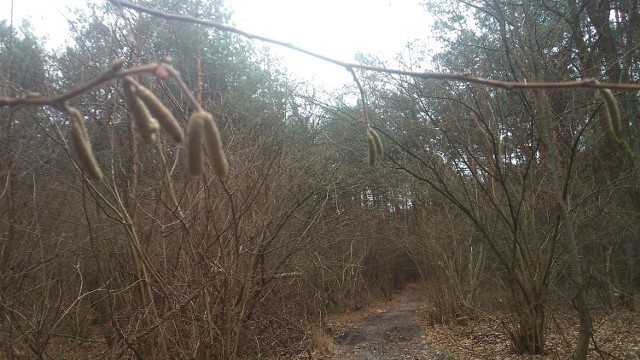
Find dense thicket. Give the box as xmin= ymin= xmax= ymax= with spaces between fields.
xmin=367 ymin=0 xmax=640 ymax=356
xmin=0 ymin=0 xmax=638 ymax=359
xmin=0 ymin=2 xmax=414 ymax=358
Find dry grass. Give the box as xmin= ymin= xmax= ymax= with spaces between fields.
xmin=309 ymin=329 xmax=337 ymax=357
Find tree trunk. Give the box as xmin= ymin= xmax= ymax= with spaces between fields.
xmin=535 ymin=91 xmax=592 ymax=360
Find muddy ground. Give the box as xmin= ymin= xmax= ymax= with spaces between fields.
xmin=323 ymin=284 xmax=444 ymax=360
xmin=315 ymin=283 xmax=640 ymax=360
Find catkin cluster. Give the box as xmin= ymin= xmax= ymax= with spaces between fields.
xmin=67 ymin=77 xmax=229 ymax=181
xmin=124 ymin=78 xmax=185 ymax=144
xmin=187 ymin=111 xmax=229 ymax=178
xmin=123 ymin=79 xmax=228 ymax=178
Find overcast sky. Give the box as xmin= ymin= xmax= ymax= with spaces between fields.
xmin=3 ymin=0 xmax=433 ymax=88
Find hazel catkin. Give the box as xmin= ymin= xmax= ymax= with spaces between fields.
xmin=123 ymin=80 xmax=159 ymax=143
xmin=194 ymin=111 xmax=229 ymax=178
xmin=598 ymin=87 xmax=636 ymax=158
xmin=68 ymin=107 xmax=104 ymax=181
xmin=599 ymin=88 xmax=621 ymax=136
xmin=367 ymin=131 xmax=377 ymax=167
xmin=134 ymin=85 xmax=185 ymax=143
xmin=187 ymin=113 xmax=205 ymax=176
xmin=368 ymin=128 xmax=384 ymax=157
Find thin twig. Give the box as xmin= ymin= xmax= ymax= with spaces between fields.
xmin=167 ymin=67 xmax=202 ymax=112
xmin=348 ymin=68 xmax=370 ymax=128
xmin=109 ymin=0 xmax=640 ymax=91
xmin=0 ymin=61 xmax=160 ymax=108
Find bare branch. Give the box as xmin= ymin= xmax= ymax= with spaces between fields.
xmin=0 ymin=61 xmax=161 ymax=108
xmin=109 ymin=0 xmax=640 ymax=91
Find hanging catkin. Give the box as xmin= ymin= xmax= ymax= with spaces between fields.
xmin=123 ymin=80 xmax=159 ymax=143
xmin=195 ymin=111 xmax=229 ymax=178
xmin=368 ymin=128 xmax=384 ymax=157
xmin=599 ymin=88 xmax=635 ymax=158
xmin=367 ymin=130 xmax=377 ymax=167
xmin=187 ymin=113 xmax=205 ymax=176
xmin=134 ymin=85 xmax=184 ymax=143
xmin=599 ymin=88 xmax=622 ymax=136
xmin=68 ymin=107 xmax=104 ymax=181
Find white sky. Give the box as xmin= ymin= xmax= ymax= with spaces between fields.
xmin=3 ymin=0 xmax=433 ymax=89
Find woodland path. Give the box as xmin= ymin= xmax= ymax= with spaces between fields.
xmin=324 ymin=283 xmax=444 ymax=360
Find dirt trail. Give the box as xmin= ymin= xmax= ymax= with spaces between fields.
xmin=326 ymin=284 xmax=443 ymax=359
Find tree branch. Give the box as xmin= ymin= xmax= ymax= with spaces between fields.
xmin=0 ymin=57 xmax=205 ymax=114
xmin=0 ymin=61 xmax=156 ymax=108
xmin=109 ymin=0 xmax=640 ymax=91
